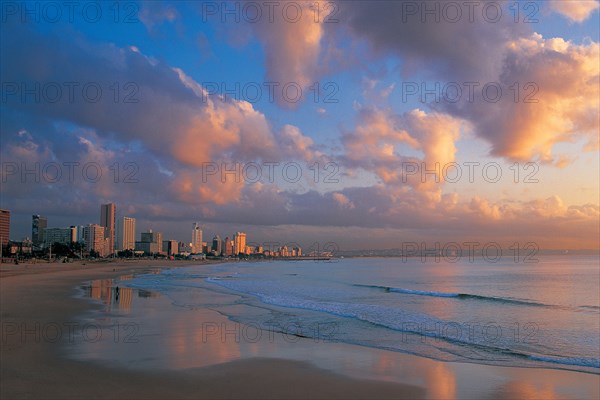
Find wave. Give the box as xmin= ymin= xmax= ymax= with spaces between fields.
xmin=353 ymin=284 xmax=568 ymax=309
xmin=528 ymin=355 xmax=600 ymax=369
xmin=208 ymin=279 xmax=600 ymax=372
xmin=580 ymin=305 xmax=600 ymax=311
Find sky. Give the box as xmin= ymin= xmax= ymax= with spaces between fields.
xmin=1 ymin=0 xmax=599 ymax=250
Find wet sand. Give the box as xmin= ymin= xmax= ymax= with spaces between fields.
xmin=1 ymin=260 xmax=425 ymax=399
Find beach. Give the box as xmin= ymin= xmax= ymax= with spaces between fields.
xmin=1 ymin=259 xmax=598 ymax=400
xmin=0 ymin=260 xmax=424 ymax=399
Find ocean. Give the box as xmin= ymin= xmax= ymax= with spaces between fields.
xmin=73 ymin=255 xmax=600 ymax=375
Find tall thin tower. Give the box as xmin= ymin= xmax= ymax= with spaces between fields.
xmin=117 ymin=216 xmax=136 ymax=251
xmin=192 ymin=222 xmax=203 ymax=253
xmin=100 ymin=203 xmax=116 ymax=255
xmin=234 ymin=232 xmax=247 ymax=255
xmin=32 ymin=214 xmax=47 ymax=248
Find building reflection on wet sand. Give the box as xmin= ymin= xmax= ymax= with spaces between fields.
xmin=84 ymin=275 xmax=160 ymax=312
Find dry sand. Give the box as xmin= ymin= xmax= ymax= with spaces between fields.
xmin=1 ymin=259 xmax=425 ymax=399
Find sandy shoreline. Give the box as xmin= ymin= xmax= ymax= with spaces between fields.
xmin=1 ymin=260 xmax=425 ymax=399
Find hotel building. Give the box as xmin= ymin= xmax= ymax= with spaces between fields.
xmin=100 ymin=203 xmax=116 ymax=255
xmin=83 ymin=224 xmax=106 ymax=257
xmin=192 ymin=223 xmax=202 ymax=253
xmin=0 ymin=209 xmax=10 ymax=248
xmin=117 ymin=216 xmax=136 ymax=251
xmin=234 ymin=232 xmax=247 ymax=255
xmin=32 ymin=214 xmax=47 ymax=248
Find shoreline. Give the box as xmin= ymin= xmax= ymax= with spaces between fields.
xmin=2 ymin=260 xmax=599 ymax=399
xmin=1 ymin=259 xmax=425 ymax=400
xmin=0 ymin=258 xmax=228 ymax=277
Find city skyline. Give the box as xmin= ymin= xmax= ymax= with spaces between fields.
xmin=2 ymin=198 xmax=600 ymax=252
xmin=2 ymin=201 xmax=314 ymax=257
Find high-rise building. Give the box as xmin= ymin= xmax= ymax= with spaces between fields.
xmin=224 ymin=237 xmax=234 ymax=256
xmin=117 ymin=216 xmax=136 ymax=251
xmin=32 ymin=215 xmax=47 ymax=248
xmin=100 ymin=203 xmax=116 ymax=255
xmin=0 ymin=209 xmax=10 ymax=248
xmin=70 ymin=226 xmax=81 ymax=243
xmin=70 ymin=225 xmax=87 ymax=244
xmin=212 ymin=235 xmax=222 ymax=255
xmin=192 ymin=223 xmax=203 ymax=253
xmin=163 ymin=240 xmax=178 ymax=256
xmin=83 ymin=224 xmax=106 ymax=257
xmin=234 ymin=232 xmax=247 ymax=255
xmin=140 ymin=230 xmax=162 ymax=245
xmin=280 ymin=245 xmax=289 ymax=257
xmin=178 ymin=242 xmax=193 ymax=254
xmin=136 ymin=230 xmax=163 ymax=254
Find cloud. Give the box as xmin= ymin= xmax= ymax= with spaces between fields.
xmin=338 ymin=2 xmax=599 ymax=165
xmin=0 ymin=125 xmax=173 ymax=217
xmin=251 ymin=1 xmax=325 ymax=107
xmin=3 ymin=122 xmax=597 ymax=249
xmin=190 ymin=1 xmax=598 ymax=169
xmin=139 ymin=2 xmax=179 ymax=31
xmin=443 ymin=34 xmax=599 ymax=164
xmin=203 ymin=185 xmax=599 ymax=248
xmin=1 ymin=21 xmax=324 ymax=204
xmin=548 ymin=0 xmax=599 ymax=22
xmin=168 ymin=167 xmax=245 ymax=206
xmin=342 ymin=107 xmax=465 ymax=192
xmin=339 ymin=0 xmax=529 ymax=81
xmin=213 ymin=1 xmax=328 ymax=107
xmin=361 ymin=78 xmax=396 ymax=104
xmin=332 ymin=192 xmax=355 ymax=209
xmin=278 ymin=124 xmax=322 ymax=162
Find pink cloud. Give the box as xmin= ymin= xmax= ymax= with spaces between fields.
xmin=252 ymin=1 xmax=326 ymax=107
xmin=343 ymin=107 xmax=466 ymax=192
xmin=548 ymin=0 xmax=599 ymax=22
xmin=468 ymin=34 xmax=600 ymax=164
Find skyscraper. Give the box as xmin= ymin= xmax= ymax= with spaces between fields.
xmin=192 ymin=223 xmax=203 ymax=253
xmin=0 ymin=209 xmax=10 ymax=249
xmin=32 ymin=215 xmax=47 ymax=248
xmin=212 ymin=235 xmax=222 ymax=255
xmin=234 ymin=232 xmax=247 ymax=255
xmin=224 ymin=236 xmax=233 ymax=256
xmin=117 ymin=216 xmax=136 ymax=251
xmin=83 ymin=224 xmax=106 ymax=257
xmin=100 ymin=203 xmax=116 ymax=255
